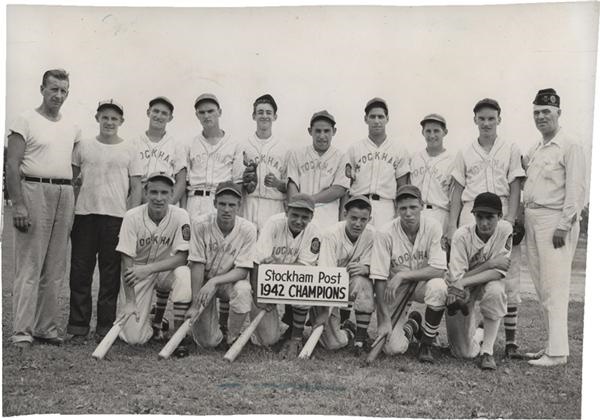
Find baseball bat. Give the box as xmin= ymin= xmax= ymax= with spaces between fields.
xmin=92 ymin=312 xmax=135 ymax=360
xmin=158 ymin=306 xmax=205 ymax=360
xmin=223 ymin=309 xmax=266 ymax=362
xmin=298 ymin=324 xmax=324 ymax=359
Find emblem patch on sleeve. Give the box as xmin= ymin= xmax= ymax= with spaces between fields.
xmin=505 ymin=234 xmax=513 ymax=251
xmin=310 ymin=238 xmax=321 ymax=254
xmin=182 ymin=224 xmax=191 ymax=241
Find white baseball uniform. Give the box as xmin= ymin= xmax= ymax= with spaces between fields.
xmin=239 ymin=133 xmax=289 ymax=231
xmin=134 ymin=132 xmax=186 ymax=179
xmin=115 ymin=204 xmax=191 ymax=345
xmin=184 ymin=133 xmax=245 ymax=219
xmin=287 ymin=145 xmax=349 ymax=232
xmin=346 ymin=137 xmax=411 ymax=229
xmin=445 ymin=220 xmax=513 ymax=358
xmin=370 ymin=215 xmax=448 ymax=355
xmin=188 ymin=213 xmax=256 ymax=347
xmin=523 ymin=129 xmax=585 ymax=357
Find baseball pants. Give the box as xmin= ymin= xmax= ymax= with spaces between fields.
xmin=11 ymin=181 xmax=74 ymax=344
xmin=370 ymin=198 xmax=395 ymax=230
xmin=446 ymin=280 xmax=507 ymax=358
xmin=191 ymin=279 xmax=252 ymax=347
xmin=525 ymin=207 xmax=579 ymax=357
xmin=250 ymin=303 xmax=307 ymax=346
xmin=422 ymin=207 xmax=449 ymax=234
xmin=186 ymin=194 xmax=216 ymax=222
xmin=312 ymin=201 xmax=342 ymax=232
xmin=241 ymin=196 xmax=284 ymax=232
xmin=117 ymin=266 xmax=191 ymax=344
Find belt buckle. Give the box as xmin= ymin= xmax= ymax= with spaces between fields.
xmin=371 ymin=194 xmax=380 ymax=201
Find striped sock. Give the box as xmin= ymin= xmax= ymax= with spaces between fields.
xmin=153 ymin=290 xmax=170 ymax=326
xmin=340 ymin=308 xmax=351 ymax=324
xmin=354 ymin=311 xmax=371 ymax=342
xmin=173 ymin=301 xmax=191 ymax=331
xmin=291 ymin=307 xmax=309 ymax=339
xmin=504 ymin=305 xmax=518 ymax=346
xmin=421 ymin=307 xmax=444 ymax=345
xmin=219 ymin=300 xmax=230 ymax=333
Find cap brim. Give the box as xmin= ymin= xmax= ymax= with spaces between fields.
xmin=471 ymin=206 xmax=501 ymax=214
xmin=288 ymin=203 xmax=314 ymax=212
xmin=97 ymin=104 xmax=123 ymax=115
xmin=216 ymin=187 xmax=242 ymax=198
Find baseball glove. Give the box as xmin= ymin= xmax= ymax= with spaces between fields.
xmin=242 ymin=162 xmax=258 ymax=194
xmin=512 ymin=220 xmax=525 ymax=246
xmin=446 ymin=285 xmax=470 ymax=316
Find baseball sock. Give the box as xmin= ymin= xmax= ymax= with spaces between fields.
xmin=340 ymin=308 xmax=351 ymax=324
xmin=219 ymin=300 xmax=230 ymax=333
xmin=291 ymin=307 xmax=309 ymax=339
xmin=153 ymin=290 xmax=170 ymax=326
xmin=481 ymin=317 xmax=501 ymax=355
xmin=421 ymin=307 xmax=444 ymax=345
xmin=354 ymin=311 xmax=371 ymax=343
xmin=173 ymin=301 xmax=191 ymax=331
xmin=504 ymin=305 xmax=518 ymax=346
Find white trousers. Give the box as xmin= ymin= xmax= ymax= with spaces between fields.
xmin=369 ymin=198 xmax=395 ymax=230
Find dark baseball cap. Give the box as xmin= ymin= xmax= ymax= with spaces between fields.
xmin=149 ymin=96 xmax=174 ymax=113
xmin=254 ymin=94 xmax=277 ymax=113
xmin=344 ymin=195 xmax=372 ymax=211
xmin=288 ymin=194 xmax=315 ymax=212
xmin=310 ymin=110 xmax=336 ymax=127
xmin=473 ymin=98 xmax=501 ymax=114
xmin=146 ymin=172 xmax=175 ymax=186
xmin=97 ymin=99 xmax=124 ymax=116
xmin=215 ymin=181 xmax=242 ymax=198
xmin=420 ymin=113 xmax=447 ymax=129
xmin=395 ymin=184 xmax=422 ymax=201
xmin=533 ymin=88 xmax=560 ymax=108
xmin=194 ymin=93 xmax=220 ymax=109
xmin=365 ymin=97 xmax=388 ymax=114
xmin=471 ymin=192 xmax=503 ymax=214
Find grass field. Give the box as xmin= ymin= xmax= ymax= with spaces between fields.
xmin=1 ymin=209 xmax=587 ymax=418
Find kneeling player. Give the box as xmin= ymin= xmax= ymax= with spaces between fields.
xmin=445 ymin=192 xmax=512 ymax=370
xmin=313 ymin=195 xmax=375 ymax=356
xmin=249 ymin=194 xmax=321 ymax=359
xmin=116 ymin=173 xmax=192 ymax=349
xmin=370 ymin=185 xmax=448 ymax=362
xmin=185 ymin=182 xmax=256 ymax=354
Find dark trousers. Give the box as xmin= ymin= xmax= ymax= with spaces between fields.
xmin=67 ymin=214 xmax=123 ymax=336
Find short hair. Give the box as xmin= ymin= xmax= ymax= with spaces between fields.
xmin=253 ymin=95 xmax=277 ymax=114
xmin=345 ymin=200 xmax=372 ymax=213
xmin=42 ymin=69 xmax=69 ymax=86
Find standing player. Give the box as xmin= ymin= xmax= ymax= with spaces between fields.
xmin=409 ymin=114 xmax=454 ymax=241
xmin=446 ymin=98 xmax=525 ymax=358
xmin=184 ymin=94 xmax=245 ymax=219
xmin=345 ymin=98 xmax=410 ymax=229
xmin=185 ymin=182 xmax=256 ymax=354
xmin=240 ymin=94 xmax=288 ymax=231
xmin=249 ymin=194 xmax=321 ymax=359
xmin=134 ymin=96 xmax=187 ymax=204
xmin=370 ymin=185 xmax=448 ymax=362
xmin=522 ymin=89 xmax=585 ymax=367
xmin=445 ymin=192 xmax=513 ymax=370
xmin=115 ymin=173 xmax=192 ymax=354
xmin=315 ymin=195 xmax=376 ymax=356
xmin=287 ymin=110 xmax=349 ymax=231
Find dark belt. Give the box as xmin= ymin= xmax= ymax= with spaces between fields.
xmin=425 ymin=204 xmax=433 ymax=209
xmin=365 ymin=193 xmax=381 ymax=201
xmin=24 ymin=176 xmax=72 ymax=185
xmin=192 ymin=190 xmax=211 ymax=197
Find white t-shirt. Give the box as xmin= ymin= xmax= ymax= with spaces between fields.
xmin=72 ymin=137 xmax=143 ymax=217
xmin=8 ymin=109 xmax=81 ymax=179
xmin=133 ymin=132 xmax=186 ymax=179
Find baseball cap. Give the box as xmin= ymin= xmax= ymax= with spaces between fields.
xmin=288 ymin=194 xmax=315 ymax=212
xmin=473 ymin=98 xmax=501 ymax=114
xmin=254 ymin=94 xmax=278 ymax=113
xmin=344 ymin=195 xmax=372 ymax=211
xmin=533 ymin=88 xmax=560 ymax=108
xmin=215 ymin=181 xmax=242 ymax=198
xmin=194 ymin=93 xmax=220 ymax=109
xmin=420 ymin=113 xmax=447 ymax=129
xmin=97 ymin=99 xmax=124 ymax=116
xmin=310 ymin=110 xmax=336 ymax=127
xmin=395 ymin=184 xmax=422 ymax=201
xmin=471 ymin=192 xmax=503 ymax=214
xmin=365 ymin=97 xmax=388 ymax=114
xmin=146 ymin=172 xmax=175 ymax=186
xmin=149 ymin=96 xmax=174 ymax=113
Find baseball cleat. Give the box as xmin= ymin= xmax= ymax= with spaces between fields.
xmin=528 ymin=355 xmax=567 ymax=367
xmin=524 ymin=349 xmax=545 ymax=360
xmin=418 ymin=343 xmax=434 ymax=363
xmin=94 ymin=333 xmax=106 ymax=344
xmin=174 ymin=344 xmax=190 ymax=358
xmin=404 ymin=311 xmax=422 ymax=342
xmin=480 ymin=353 xmax=497 ymax=370
xmin=504 ymin=343 xmax=525 ymax=360
xmin=280 ymin=338 xmax=303 ymax=360
xmin=353 ymin=341 xmax=365 ymax=357
xmin=67 ymin=335 xmax=88 ymax=345
xmin=34 ymin=336 xmax=63 ymax=346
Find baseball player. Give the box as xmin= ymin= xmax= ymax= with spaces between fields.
xmin=446 ymin=98 xmax=525 ymax=359
xmin=183 ymin=94 xmax=245 ymax=219
xmin=370 ymin=185 xmax=448 ymax=363
xmin=185 ymin=182 xmax=256 ymax=354
xmin=345 ymin=98 xmax=411 ymax=229
xmin=287 ymin=110 xmax=349 ymax=231
xmin=522 ymin=89 xmax=585 ymax=367
xmin=240 ymin=94 xmax=288 ymax=232
xmin=409 ymin=114 xmax=455 ymax=240
xmin=313 ymin=195 xmax=375 ymax=356
xmin=248 ymin=194 xmax=321 ymax=359
xmin=67 ymin=100 xmax=144 ymax=344
xmin=115 ymin=173 xmax=192 ymax=355
xmin=445 ymin=192 xmax=513 ymax=370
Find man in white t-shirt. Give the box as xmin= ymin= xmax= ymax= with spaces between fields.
xmin=66 ymin=99 xmax=143 ymax=344
xmin=6 ymin=69 xmax=81 ymax=349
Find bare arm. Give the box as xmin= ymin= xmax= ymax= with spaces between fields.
xmin=124 ymin=251 xmax=188 ymax=287
xmin=190 ymin=261 xmax=206 ymax=310
xmin=311 ymin=185 xmax=346 ymax=204
xmin=121 ymin=254 xmax=136 ymax=304
xmin=446 ymin=182 xmax=464 ymax=238
xmin=460 ymin=269 xmax=504 ymax=288
xmin=127 ymin=176 xmax=143 ymax=209
xmin=6 ymin=133 xmax=29 ymax=232
xmin=171 ymin=168 xmax=187 ymax=205
xmin=505 ymin=178 xmax=522 ymax=225
xmin=375 ymin=279 xmax=392 ymax=338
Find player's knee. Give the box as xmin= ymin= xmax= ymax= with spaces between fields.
xmin=171 ymin=266 xmax=192 ymax=303
xmin=350 ymin=275 xmax=375 ymax=313
xmin=230 ymin=280 xmax=252 ymax=314
xmin=383 ymin=331 xmax=409 ymax=355
xmin=424 ymin=277 xmax=448 ymax=309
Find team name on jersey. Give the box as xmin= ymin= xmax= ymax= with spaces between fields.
xmin=412 ymin=166 xmax=450 ymax=189
xmin=271 ymin=246 xmax=299 ymax=257
xmin=190 ymin=151 xmax=234 ymax=166
xmin=391 ymin=249 xmax=429 ymax=268
xmin=353 ymin=152 xmax=401 ymax=173
xmin=139 ymin=234 xmax=172 ymax=247
xmin=248 ymin=154 xmax=286 ymax=176
xmin=207 ymin=240 xmax=238 ymax=256
xmin=139 ymin=149 xmax=175 ymax=166
xmin=297 ymin=159 xmax=335 ymax=175
xmin=468 ymin=249 xmax=488 ymax=270
xmin=467 ymin=158 xmax=507 ymax=176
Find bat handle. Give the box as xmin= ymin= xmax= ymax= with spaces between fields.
xmin=223 ymin=309 xmax=266 ymax=362
xmin=298 ymin=324 xmax=324 ymax=359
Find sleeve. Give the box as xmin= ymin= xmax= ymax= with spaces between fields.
xmin=128 ymin=141 xmax=144 ymax=176
xmin=297 ymin=224 xmax=321 ymax=266
xmin=255 ymin=219 xmax=276 ymax=263
xmin=448 ymin=232 xmax=470 ymax=283
xmin=450 ymin=150 xmax=466 ymax=187
xmin=280 ymin=150 xmax=290 ymax=180
xmin=369 ymin=230 xmax=393 ymax=281
xmin=173 ymin=140 xmax=187 ymax=173
xmin=74 ymin=125 xmax=82 ymax=144
xmin=171 ymin=209 xmax=191 ymax=253
xmin=558 ymin=142 xmax=586 ymax=231
xmin=71 ymin=140 xmax=82 ymax=167
xmin=426 ymin=221 xmax=447 ymax=270
xmin=188 ymin=220 xmax=207 ymax=263
xmin=331 ymin=151 xmax=350 ymax=188
xmin=231 ymin=142 xmax=245 ymax=184
xmin=234 ymin=224 xmax=257 ymax=269
xmin=507 ymin=143 xmax=526 ymax=184
xmin=317 ymin=230 xmax=338 ymax=267
xmin=286 ymin=150 xmax=301 ymax=190
xmin=115 ymin=212 xmax=138 ymax=259
xmin=490 ymin=223 xmax=513 ymax=277
xmin=8 ymin=114 xmax=30 ymax=144
xmin=394 ymin=147 xmax=411 ymax=179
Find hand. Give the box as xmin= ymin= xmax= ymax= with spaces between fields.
xmin=185 ymin=305 xmax=199 ymax=321
xmin=384 ymin=274 xmax=403 ymax=305
xmin=444 ymin=225 xmax=457 ymax=245
xmin=124 ymin=265 xmax=151 ymax=288
xmin=12 ymin=203 xmax=31 ymax=233
xmin=122 ymin=301 xmax=140 ymax=323
xmin=344 ymin=163 xmax=356 ymax=183
xmin=375 ymin=319 xmax=392 ymax=344
xmin=552 ymin=228 xmax=568 ymax=249
xmin=347 ymin=263 xmax=368 ymax=278
xmin=264 ymin=172 xmax=281 ymax=189
xmin=261 ymin=256 xmax=275 ymax=264
xmin=487 ymin=255 xmax=511 ymax=272
xmin=242 ymin=163 xmax=257 ymax=183
xmin=198 ymin=280 xmax=216 ymax=306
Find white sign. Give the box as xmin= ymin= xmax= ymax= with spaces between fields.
xmin=257 ymin=264 xmax=349 ymax=307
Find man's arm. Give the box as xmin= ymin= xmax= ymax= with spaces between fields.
xmin=197 ymin=267 xmax=250 ymax=307
xmin=505 ymin=178 xmax=522 ymax=225
xmin=311 ymin=185 xmax=346 ymax=204
xmin=123 ymin=251 xmax=188 ymax=285
xmin=446 ymin=181 xmax=464 ymax=239
xmin=460 ymin=269 xmax=504 ymax=288
xmin=171 ymin=168 xmax=187 ymax=205
xmin=127 ymin=176 xmax=143 ymax=209
xmin=189 ymin=261 xmax=206 ymax=310
xmin=6 ymin=133 xmax=29 ymax=232
xmin=120 ymin=254 xmax=137 ymax=311
xmin=375 ymin=279 xmax=393 ymax=339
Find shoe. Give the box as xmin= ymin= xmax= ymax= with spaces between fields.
xmin=342 ymin=319 xmax=357 ymax=342
xmin=68 ymin=335 xmax=88 ymax=345
xmin=353 ymin=341 xmax=365 ymax=357
xmin=13 ymin=341 xmax=32 ymax=351
xmin=528 ymin=355 xmax=567 ymax=367
xmin=216 ymin=338 xmax=232 ymax=351
xmin=94 ymin=333 xmax=105 ymax=344
xmin=480 ymin=353 xmax=497 ymax=370
xmin=404 ymin=311 xmax=422 ymax=342
xmin=504 ymin=343 xmax=525 ymax=360
xmin=151 ymin=324 xmax=167 ymax=342
xmin=524 ymin=349 xmax=545 ymax=360
xmin=174 ymin=344 xmax=190 ymax=358
xmin=418 ymin=343 xmax=434 ymax=363
xmin=34 ymin=336 xmax=63 ymax=346
xmin=281 ymin=337 xmax=303 ymax=359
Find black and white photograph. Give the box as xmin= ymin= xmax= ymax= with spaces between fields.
xmin=2 ymin=0 xmax=599 ymax=418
